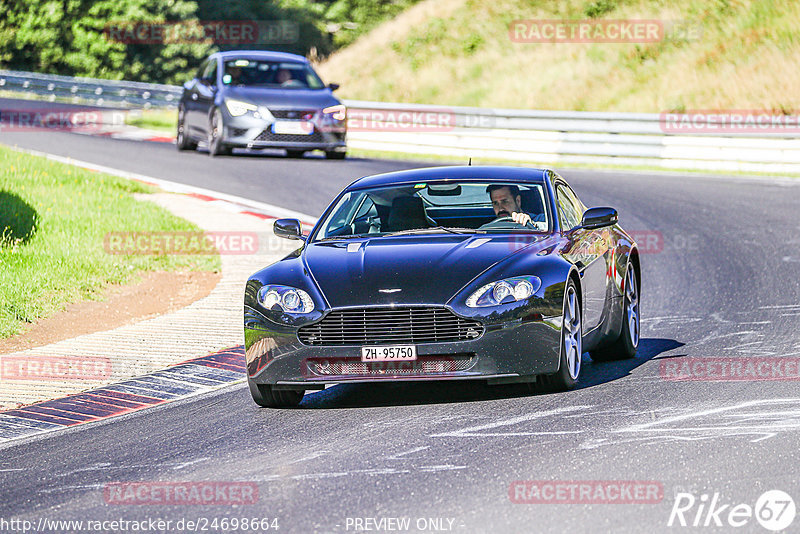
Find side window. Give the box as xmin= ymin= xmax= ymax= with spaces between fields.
xmin=354 ymin=196 xmax=377 ymax=221
xmin=202 ymin=59 xmax=217 ymax=82
xmin=556 ymin=184 xmax=582 ymax=231
xmin=195 ymin=59 xmax=209 ymax=80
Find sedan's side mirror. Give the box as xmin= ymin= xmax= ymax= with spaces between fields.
xmin=327 ymin=83 xmax=340 ymax=91
xmin=274 ymin=218 xmax=304 ymax=240
xmin=581 ymin=207 xmax=618 ymax=229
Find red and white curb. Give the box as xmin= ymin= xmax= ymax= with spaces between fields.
xmin=0 ymin=347 xmax=246 ymax=444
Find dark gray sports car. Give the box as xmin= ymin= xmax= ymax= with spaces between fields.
xmin=244 ymin=166 xmax=640 ymax=407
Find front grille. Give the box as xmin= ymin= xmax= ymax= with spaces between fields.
xmin=230 ymin=127 xmax=249 ymax=137
xmin=297 ymin=307 xmax=484 ymax=346
xmin=270 ymin=109 xmax=317 ymax=119
xmin=254 ymin=129 xmax=324 ymax=143
xmin=306 ymin=354 xmax=477 ymax=376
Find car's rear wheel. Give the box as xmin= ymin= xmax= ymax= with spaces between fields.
xmin=208 ymin=108 xmax=232 ymax=157
xmin=176 ymin=106 xmax=197 ymax=151
xmin=540 ymin=278 xmax=582 ymax=391
xmin=248 ymin=378 xmax=304 ymax=408
xmin=591 ymin=263 xmax=639 ymax=361
xmin=325 ymin=150 xmax=346 ymax=160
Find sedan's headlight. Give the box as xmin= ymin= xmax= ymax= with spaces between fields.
xmin=225 ymin=99 xmax=258 ymax=117
xmin=466 ymin=276 xmax=541 ymax=308
xmin=322 ymin=104 xmax=346 ymax=121
xmin=257 ymin=285 xmax=315 ymax=313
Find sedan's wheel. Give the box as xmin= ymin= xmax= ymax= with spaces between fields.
xmin=540 ymin=278 xmax=582 ymax=391
xmin=208 ymin=109 xmax=231 ymax=157
xmin=248 ymin=378 xmax=304 ymax=408
xmin=591 ymin=263 xmax=639 ymax=361
xmin=176 ymin=106 xmax=197 ymax=151
xmin=325 ymin=150 xmax=346 ymax=160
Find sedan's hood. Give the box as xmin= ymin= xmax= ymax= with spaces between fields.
xmin=224 ymin=87 xmax=339 ymax=109
xmin=304 ymin=234 xmax=545 ymax=307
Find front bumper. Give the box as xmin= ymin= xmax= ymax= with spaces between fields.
xmin=244 ymin=307 xmax=562 ymax=387
xmin=221 ymin=111 xmax=346 ymax=151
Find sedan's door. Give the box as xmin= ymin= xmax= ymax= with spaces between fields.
xmin=556 ymin=183 xmax=608 ymax=333
xmin=186 ymin=59 xmax=217 ymax=137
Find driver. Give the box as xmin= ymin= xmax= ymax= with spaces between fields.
xmin=486 ymin=184 xmax=533 ymax=226
xmin=275 ymin=68 xmax=293 ymax=85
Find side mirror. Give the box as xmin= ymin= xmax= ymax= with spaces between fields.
xmin=581 ymin=207 xmax=618 ymax=229
xmin=274 ymin=218 xmax=304 ymax=240
xmin=327 ymin=83 xmax=340 ymax=91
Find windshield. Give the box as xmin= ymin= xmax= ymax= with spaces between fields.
xmin=312 ymin=181 xmax=550 ymax=241
xmin=222 ymin=59 xmax=325 ymax=89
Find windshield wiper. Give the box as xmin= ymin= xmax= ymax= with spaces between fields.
xmin=386 ymin=226 xmax=485 ymax=236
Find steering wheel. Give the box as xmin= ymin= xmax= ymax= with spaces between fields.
xmin=478 ymin=215 xmax=534 ymax=230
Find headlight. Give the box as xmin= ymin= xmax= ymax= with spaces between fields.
xmin=225 ymin=99 xmax=258 ymax=117
xmin=466 ymin=276 xmax=541 ymax=308
xmin=322 ymin=104 xmax=346 ymax=121
xmin=257 ymin=285 xmax=315 ymax=313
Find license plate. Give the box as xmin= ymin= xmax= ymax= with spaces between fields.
xmin=361 ymin=345 xmax=417 ymax=362
xmin=272 ymin=121 xmax=313 ymax=135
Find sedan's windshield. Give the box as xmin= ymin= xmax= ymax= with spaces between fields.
xmin=222 ymin=59 xmax=325 ymax=89
xmin=313 ymin=181 xmax=550 ymax=241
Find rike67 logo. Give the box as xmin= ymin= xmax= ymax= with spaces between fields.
xmin=668 ymin=490 xmax=796 ymax=531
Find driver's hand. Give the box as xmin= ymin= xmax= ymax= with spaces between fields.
xmin=511 ymin=212 xmax=532 ymax=226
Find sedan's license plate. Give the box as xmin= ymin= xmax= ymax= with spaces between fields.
xmin=272 ymin=121 xmax=313 ymax=135
xmin=361 ymin=345 xmax=417 ymax=362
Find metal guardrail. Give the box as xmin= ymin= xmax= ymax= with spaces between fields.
xmin=2 ymin=69 xmax=799 ymax=173
xmin=0 ymin=69 xmax=182 ymax=108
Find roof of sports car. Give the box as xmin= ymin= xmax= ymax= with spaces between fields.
xmin=348 ymin=166 xmax=550 ymax=189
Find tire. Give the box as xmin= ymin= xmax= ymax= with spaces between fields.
xmin=248 ymin=378 xmax=304 ymax=408
xmin=208 ymin=108 xmax=231 ymax=157
xmin=539 ymin=278 xmax=582 ymax=392
xmin=176 ymin=106 xmax=197 ymax=151
xmin=325 ymin=150 xmax=346 ymax=160
xmin=591 ymin=263 xmax=639 ymax=362
xmin=286 ymin=150 xmax=305 ymax=158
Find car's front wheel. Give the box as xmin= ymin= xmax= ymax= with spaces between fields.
xmin=208 ymin=108 xmax=232 ymax=157
xmin=176 ymin=106 xmax=197 ymax=151
xmin=591 ymin=263 xmax=639 ymax=361
xmin=540 ymin=278 xmax=582 ymax=391
xmin=248 ymin=378 xmax=304 ymax=408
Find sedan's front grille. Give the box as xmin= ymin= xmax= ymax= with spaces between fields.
xmin=254 ymin=129 xmax=324 ymax=143
xmin=297 ymin=307 xmax=484 ymax=346
xmin=306 ymin=354 xmax=477 ymax=376
xmin=269 ymin=109 xmax=317 ymax=119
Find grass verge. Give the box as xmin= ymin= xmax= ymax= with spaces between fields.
xmin=125 ymin=109 xmax=178 ymax=135
xmin=0 ymin=145 xmax=220 ymax=338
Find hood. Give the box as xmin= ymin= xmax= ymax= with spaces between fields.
xmin=304 ymin=234 xmax=546 ymax=307
xmin=222 ymin=86 xmax=340 ymax=109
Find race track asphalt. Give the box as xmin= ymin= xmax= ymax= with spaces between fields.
xmin=1 ymin=115 xmax=800 ymax=533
